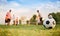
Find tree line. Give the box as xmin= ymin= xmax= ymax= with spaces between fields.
xmin=19 ymin=12 xmax=60 ymax=24
xmin=30 ymin=12 xmax=60 ymax=24
xmin=49 ymin=12 xmax=60 ymax=24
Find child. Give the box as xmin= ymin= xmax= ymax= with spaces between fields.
xmin=13 ymin=14 xmax=15 ymax=25
xmin=5 ymin=10 xmax=12 ymax=25
xmin=36 ymin=10 xmax=42 ymax=25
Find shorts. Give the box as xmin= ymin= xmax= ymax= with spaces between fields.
xmin=40 ymin=17 xmax=42 ymax=21
xmin=5 ymin=19 xmax=11 ymax=23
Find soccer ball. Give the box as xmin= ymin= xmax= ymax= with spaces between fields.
xmin=43 ymin=18 xmax=56 ymax=29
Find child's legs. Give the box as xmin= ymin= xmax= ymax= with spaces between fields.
xmin=7 ymin=19 xmax=11 ymax=25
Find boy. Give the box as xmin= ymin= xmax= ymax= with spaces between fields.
xmin=5 ymin=10 xmax=12 ymax=25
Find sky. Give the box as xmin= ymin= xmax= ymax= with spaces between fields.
xmin=0 ymin=0 xmax=60 ymax=24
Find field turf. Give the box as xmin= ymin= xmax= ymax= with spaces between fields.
xmin=0 ymin=24 xmax=60 ymax=36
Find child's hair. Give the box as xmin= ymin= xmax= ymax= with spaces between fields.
xmin=48 ymin=14 xmax=51 ymax=16
xmin=37 ymin=10 xmax=39 ymax=12
xmin=9 ymin=10 xmax=11 ymax=12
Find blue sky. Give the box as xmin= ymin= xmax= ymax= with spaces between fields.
xmin=6 ymin=0 xmax=60 ymax=7
xmin=0 ymin=0 xmax=60 ymax=24
xmin=7 ymin=0 xmax=60 ymax=5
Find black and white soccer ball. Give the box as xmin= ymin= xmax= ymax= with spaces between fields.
xmin=43 ymin=18 xmax=56 ymax=29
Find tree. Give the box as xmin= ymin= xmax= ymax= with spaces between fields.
xmin=26 ymin=20 xmax=29 ymax=24
xmin=30 ymin=14 xmax=36 ymax=25
xmin=49 ymin=12 xmax=60 ymax=24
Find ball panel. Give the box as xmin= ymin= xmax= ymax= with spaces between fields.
xmin=46 ymin=20 xmax=50 ymax=24
xmin=49 ymin=27 xmax=52 ymax=29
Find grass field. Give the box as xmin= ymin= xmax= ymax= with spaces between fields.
xmin=0 ymin=24 xmax=60 ymax=36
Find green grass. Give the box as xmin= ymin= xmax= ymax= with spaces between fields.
xmin=0 ymin=24 xmax=60 ymax=36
